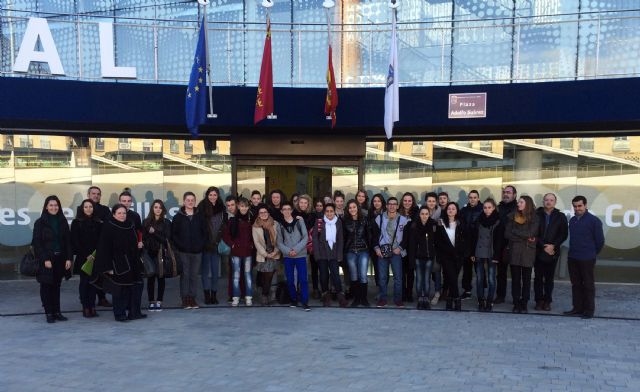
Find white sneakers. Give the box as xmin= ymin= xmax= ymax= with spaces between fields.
xmin=245 ymin=296 xmax=253 ymax=307
xmin=232 ymin=296 xmax=252 ymax=306
xmin=231 ymin=297 xmax=240 ymax=307
xmin=431 ymin=291 xmax=441 ymax=306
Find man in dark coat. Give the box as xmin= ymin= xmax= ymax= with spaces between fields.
xmin=534 ymin=193 xmax=568 ymax=311
xmin=495 ymin=185 xmax=517 ymax=304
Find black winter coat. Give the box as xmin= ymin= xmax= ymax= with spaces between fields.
xmin=70 ymin=217 xmax=102 ymax=274
xmin=93 ymin=219 xmax=140 ymax=288
xmin=171 ymin=208 xmax=207 ymax=253
xmin=407 ymin=218 xmax=437 ymax=268
xmin=32 ymin=213 xmax=73 ymax=266
xmin=142 ymin=218 xmax=172 ymax=254
xmin=435 ymin=221 xmax=469 ymax=262
xmin=343 ymin=216 xmax=370 ymax=253
xmin=536 ymin=207 xmax=569 ymax=263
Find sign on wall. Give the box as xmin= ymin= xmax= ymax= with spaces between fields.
xmin=448 ymin=93 xmax=487 ymax=119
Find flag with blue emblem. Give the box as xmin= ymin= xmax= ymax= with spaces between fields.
xmin=185 ymin=17 xmax=207 ymax=137
xmin=384 ymin=9 xmax=399 ymax=139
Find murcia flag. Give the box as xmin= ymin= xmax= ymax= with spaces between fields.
xmin=384 ymin=10 xmax=399 ymax=139
xmin=324 ymin=45 xmax=338 ymax=128
xmin=254 ymin=16 xmax=274 ymax=125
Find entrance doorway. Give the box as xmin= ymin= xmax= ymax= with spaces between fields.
xmin=231 ymin=135 xmax=365 ymax=201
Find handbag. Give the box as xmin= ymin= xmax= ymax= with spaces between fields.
xmin=217 ymin=240 xmax=231 ymax=256
xmin=19 ymin=247 xmax=38 ymax=277
xmin=35 ymin=264 xmax=54 ymax=285
xmin=162 ymin=243 xmax=181 ymax=278
xmin=81 ymin=258 xmax=94 ymax=276
xmin=379 ymin=215 xmax=400 ymax=258
xmin=141 ymin=250 xmax=158 ymax=278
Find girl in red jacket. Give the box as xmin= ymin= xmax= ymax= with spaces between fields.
xmin=223 ymin=198 xmax=255 ymax=307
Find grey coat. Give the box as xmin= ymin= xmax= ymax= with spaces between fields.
xmin=505 ymin=212 xmax=540 ymax=268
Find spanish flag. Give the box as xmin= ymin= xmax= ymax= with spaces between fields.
xmin=324 ymin=45 xmax=338 ymax=128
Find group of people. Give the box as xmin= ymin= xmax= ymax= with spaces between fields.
xmin=31 ymin=184 xmax=605 ymax=323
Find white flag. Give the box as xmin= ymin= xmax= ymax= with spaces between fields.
xmin=384 ymin=10 xmax=399 ymax=139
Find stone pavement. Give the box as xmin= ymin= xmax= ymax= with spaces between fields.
xmin=1 ymin=278 xmax=639 ymax=391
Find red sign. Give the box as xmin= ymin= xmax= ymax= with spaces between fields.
xmin=448 ymin=93 xmax=487 ymax=119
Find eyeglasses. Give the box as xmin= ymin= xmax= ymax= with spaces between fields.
xmin=259 ymin=211 xmax=269 ymax=215
xmin=282 ymin=207 xmax=292 ymax=211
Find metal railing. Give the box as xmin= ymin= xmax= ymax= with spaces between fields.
xmin=1 ymin=8 xmax=639 ymax=87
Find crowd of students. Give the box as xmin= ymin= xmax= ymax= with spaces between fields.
xmin=31 ymin=184 xmax=604 ymax=323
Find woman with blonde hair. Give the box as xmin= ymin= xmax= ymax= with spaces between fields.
xmin=252 ymin=203 xmax=282 ymax=306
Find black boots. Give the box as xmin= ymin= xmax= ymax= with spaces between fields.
xmin=361 ymin=283 xmax=370 ymax=307
xmin=350 ymin=282 xmax=361 ymax=307
xmin=204 ymin=290 xmax=212 ymax=305
xmin=454 ymin=298 xmax=462 ymax=311
xmin=446 ymin=298 xmax=453 ymax=310
xmin=478 ymin=298 xmax=486 ymax=312
xmin=485 ymin=297 xmax=493 ymax=312
xmin=211 ymin=291 xmax=219 ymax=305
xmin=46 ymin=314 xmax=55 ymax=323
xmin=417 ymin=296 xmax=431 ymax=310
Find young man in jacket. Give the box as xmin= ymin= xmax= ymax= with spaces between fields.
xmin=564 ymin=196 xmax=604 ymax=319
xmin=495 ymin=185 xmax=517 ymax=304
xmin=87 ymin=186 xmax=113 ymax=308
xmin=534 ymin=193 xmax=568 ymax=311
xmin=276 ymin=202 xmax=310 ymax=311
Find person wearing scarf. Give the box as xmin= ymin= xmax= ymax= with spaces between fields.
xmin=252 ymin=204 xmax=282 ymax=306
xmin=223 ymin=198 xmax=255 ymax=307
xmin=312 ymin=203 xmax=346 ymax=307
xmin=470 ymin=199 xmax=504 ymax=312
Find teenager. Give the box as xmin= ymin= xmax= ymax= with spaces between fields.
xmin=470 ymin=198 xmax=503 ymax=312
xmin=435 ymin=202 xmax=468 ymax=311
xmin=355 ymin=189 xmax=369 ymax=218
xmin=313 ymin=203 xmax=346 ymax=307
xmin=172 ymin=192 xmax=207 ymax=310
xmin=372 ymin=197 xmax=409 ymax=308
xmin=460 ymin=190 xmax=483 ymax=300
xmin=93 ymin=204 xmax=140 ymax=322
xmin=71 ymin=199 xmax=102 ymax=318
xmin=309 ymin=198 xmax=325 ymax=299
xmin=368 ymin=193 xmax=386 ymax=294
xmin=252 ymin=204 xmax=282 ymax=306
xmin=505 ymin=195 xmax=539 ymax=314
xmin=424 ymin=192 xmax=443 ymax=305
xmin=32 ymin=196 xmax=73 ymax=323
xmin=223 ymin=198 xmax=255 ymax=306
xmin=276 ymin=201 xmax=310 ymax=311
xmin=343 ymin=200 xmax=370 ymax=307
xmin=399 ymin=192 xmax=419 ymax=302
xmin=198 ymin=186 xmax=226 ymax=305
xmin=267 ymin=189 xmax=286 ymax=224
xmin=142 ymin=200 xmax=172 ymax=312
xmin=407 ymin=206 xmax=437 ymax=310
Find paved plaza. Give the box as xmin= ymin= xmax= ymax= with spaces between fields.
xmin=1 ymin=278 xmax=639 ymax=391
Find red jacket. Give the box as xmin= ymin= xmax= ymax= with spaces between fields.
xmin=223 ymin=216 xmax=254 ymax=257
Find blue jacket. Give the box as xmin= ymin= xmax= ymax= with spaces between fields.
xmin=568 ymin=211 xmax=604 ymax=261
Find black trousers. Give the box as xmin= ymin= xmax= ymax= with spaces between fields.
xmin=147 ymin=276 xmax=165 ymax=302
xmin=370 ymin=250 xmax=380 ymax=287
xmin=402 ymin=255 xmax=415 ymax=300
xmin=461 ymin=256 xmax=473 ymax=292
xmin=318 ymin=259 xmax=342 ymax=293
xmin=534 ymin=259 xmax=557 ymax=302
xmin=567 ymin=258 xmax=596 ymax=315
xmin=40 ymin=254 xmax=64 ymax=314
xmin=309 ymin=255 xmax=320 ymax=291
xmin=510 ymin=265 xmax=532 ymax=303
xmin=129 ymin=281 xmax=144 ymax=317
xmin=79 ymin=272 xmax=97 ymax=308
xmin=112 ymin=285 xmax=132 ymax=319
xmin=441 ymin=256 xmax=462 ymax=299
xmin=496 ymin=260 xmax=509 ymax=299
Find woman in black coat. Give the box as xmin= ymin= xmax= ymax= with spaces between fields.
xmin=435 ymin=202 xmax=468 ymax=311
xmin=71 ymin=199 xmax=102 ymax=318
xmin=93 ymin=204 xmax=142 ymax=322
xmin=142 ymin=200 xmax=172 ymax=311
xmin=32 ymin=195 xmax=73 ymax=323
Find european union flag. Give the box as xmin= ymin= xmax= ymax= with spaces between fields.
xmin=185 ymin=17 xmax=207 ymax=137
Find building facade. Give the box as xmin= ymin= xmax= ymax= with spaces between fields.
xmin=1 ymin=1 xmax=640 ymax=280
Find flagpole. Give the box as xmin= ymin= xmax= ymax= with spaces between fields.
xmin=199 ymin=0 xmax=217 ymax=119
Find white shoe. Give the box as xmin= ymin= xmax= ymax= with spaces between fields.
xmin=231 ymin=297 xmax=240 ymax=307
xmin=430 ymin=291 xmax=441 ymax=306
xmin=245 ymin=296 xmax=253 ymax=307
xmin=156 ymin=301 xmax=163 ymax=312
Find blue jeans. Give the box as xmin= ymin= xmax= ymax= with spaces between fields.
xmin=415 ymin=258 xmax=434 ymax=297
xmin=284 ymin=257 xmax=309 ymax=304
xmin=201 ymin=251 xmax=220 ymax=291
xmin=231 ymin=256 xmax=253 ymax=297
xmin=346 ymin=251 xmax=369 ymax=283
xmin=475 ymin=258 xmax=497 ymax=300
xmin=377 ymin=254 xmax=402 ymax=302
